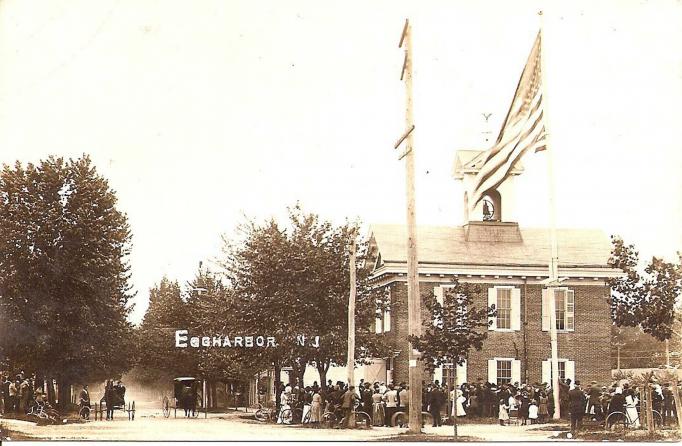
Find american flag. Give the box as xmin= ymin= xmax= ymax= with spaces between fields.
xmin=469 ymin=31 xmax=546 ymax=214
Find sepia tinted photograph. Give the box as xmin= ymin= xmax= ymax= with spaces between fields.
xmin=0 ymin=0 xmax=680 ymax=442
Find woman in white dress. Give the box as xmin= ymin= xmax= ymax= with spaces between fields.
xmin=451 ymin=388 xmax=466 ymax=417
xmin=624 ymin=389 xmax=640 ymax=428
xmin=277 ymin=390 xmax=292 ymax=424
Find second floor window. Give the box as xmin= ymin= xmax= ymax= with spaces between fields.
xmin=496 ymin=288 xmax=512 ymax=329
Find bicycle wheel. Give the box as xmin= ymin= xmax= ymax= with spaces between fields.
xmin=652 ymin=410 xmax=663 ymax=429
xmin=354 ymin=411 xmax=372 ymax=429
xmin=162 ymin=396 xmax=170 ymax=418
xmin=79 ymin=406 xmax=91 ymax=420
xmin=391 ymin=411 xmax=407 ymax=427
xmin=321 ymin=412 xmax=337 ymax=429
xmin=606 ymin=412 xmax=627 ymax=435
xmin=255 ymin=408 xmax=270 ymax=422
xmin=303 ymin=408 xmax=312 ymax=424
xmin=280 ymin=408 xmax=294 ymax=424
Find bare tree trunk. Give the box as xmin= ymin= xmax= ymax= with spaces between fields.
xmin=46 ymin=377 xmax=56 ymax=405
xmin=646 ymin=384 xmax=654 ymax=434
xmin=57 ymin=378 xmax=72 ymax=410
xmin=274 ymin=361 xmax=282 ymax=413
xmin=453 ymin=367 xmax=458 ymax=440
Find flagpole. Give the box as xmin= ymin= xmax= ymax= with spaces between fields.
xmin=539 ymin=10 xmax=562 ymax=420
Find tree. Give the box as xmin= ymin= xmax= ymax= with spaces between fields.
xmin=608 ymin=236 xmax=681 ymax=341
xmin=408 ymin=279 xmax=495 ymax=371
xmin=0 ymin=156 xmax=135 ymax=407
xmin=220 ymin=205 xmax=389 ymax=406
xmin=408 ymin=279 xmax=494 ymax=438
xmin=134 ymin=277 xmax=196 ymax=385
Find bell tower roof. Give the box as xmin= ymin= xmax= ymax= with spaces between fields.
xmin=452 ymin=150 xmax=525 ymax=180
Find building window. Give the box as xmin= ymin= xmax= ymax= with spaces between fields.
xmin=541 ymin=359 xmax=575 ymax=384
xmin=488 ymin=287 xmax=520 ymax=331
xmin=497 ymin=289 xmax=512 ymax=329
xmin=554 ymin=289 xmax=575 ymax=331
xmin=497 ymin=360 xmax=512 ymax=385
xmin=558 ymin=361 xmax=566 ymax=381
xmin=542 ymin=288 xmax=575 ymax=332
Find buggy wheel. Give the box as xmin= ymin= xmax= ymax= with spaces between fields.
xmin=162 ymin=396 xmax=170 ymax=418
xmin=392 ymin=411 xmax=407 ymax=427
xmin=79 ymin=406 xmax=91 ymax=420
xmin=321 ymin=412 xmax=337 ymax=429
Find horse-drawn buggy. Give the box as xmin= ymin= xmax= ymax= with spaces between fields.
xmin=162 ymin=377 xmax=204 ymax=418
xmin=91 ymin=381 xmax=135 ymax=421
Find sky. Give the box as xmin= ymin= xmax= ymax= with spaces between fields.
xmin=0 ymin=0 xmax=680 ymax=324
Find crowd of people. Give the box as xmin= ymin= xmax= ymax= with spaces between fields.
xmin=0 ymin=370 xmax=127 ymax=420
xmin=0 ymin=371 xmax=48 ymax=416
xmin=268 ymin=376 xmax=679 ymax=432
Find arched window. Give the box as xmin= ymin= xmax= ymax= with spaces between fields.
xmin=481 ymin=189 xmax=502 ymax=221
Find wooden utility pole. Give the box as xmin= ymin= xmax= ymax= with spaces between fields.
xmin=396 ymin=18 xmax=423 ymax=434
xmin=346 ymin=232 xmax=357 ymax=427
xmin=347 ymin=233 xmax=357 ymax=386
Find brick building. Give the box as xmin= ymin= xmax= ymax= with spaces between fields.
xmin=363 ymin=150 xmax=625 ymax=389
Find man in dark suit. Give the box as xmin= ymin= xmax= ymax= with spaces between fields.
xmin=429 ymin=385 xmax=445 ymax=427
xmin=568 ymin=380 xmax=586 ymax=436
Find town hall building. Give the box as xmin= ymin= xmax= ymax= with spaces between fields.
xmin=364 ymin=149 xmax=625 ymax=389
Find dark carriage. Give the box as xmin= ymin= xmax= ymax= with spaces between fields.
xmin=162 ymin=376 xmax=204 ymax=418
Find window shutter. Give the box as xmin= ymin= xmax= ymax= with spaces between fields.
xmin=541 ymin=360 xmax=551 ymax=385
xmin=375 ymin=310 xmax=382 ymax=334
xmin=488 ymin=288 xmax=497 ymax=330
xmin=566 ymin=360 xmax=576 ymax=383
xmin=541 ymin=289 xmax=550 ymax=331
xmin=487 ymin=359 xmax=497 ymax=384
xmin=566 ymin=290 xmax=575 ymax=331
xmin=511 ymin=288 xmax=521 ymax=331
xmin=457 ymin=360 xmax=468 ymax=384
xmin=511 ymin=359 xmax=521 ymax=384
xmin=434 ymin=366 xmax=443 ymax=385
xmin=384 ymin=309 xmax=391 ymax=332
xmin=434 ymin=286 xmax=443 ymax=327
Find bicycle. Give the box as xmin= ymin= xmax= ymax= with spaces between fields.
xmin=605 ymin=408 xmax=663 ymax=434
xmin=391 ymin=410 xmax=435 ymax=427
xmin=79 ymin=403 xmax=91 ymax=420
xmin=320 ymin=404 xmax=371 ymax=429
xmin=254 ymin=402 xmax=277 ymax=423
xmin=26 ymin=402 xmax=60 ymax=423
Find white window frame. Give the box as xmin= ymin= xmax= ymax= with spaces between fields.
xmin=488 ymin=357 xmax=521 ymax=386
xmin=384 ymin=287 xmax=392 ymax=332
xmin=541 ymin=358 xmax=575 ymax=384
xmin=488 ymin=286 xmax=520 ymax=332
xmin=542 ymin=288 xmax=575 ymax=333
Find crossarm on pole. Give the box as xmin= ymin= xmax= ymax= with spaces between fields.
xmin=394 ymin=125 xmax=415 ymax=149
xmin=398 ymin=18 xmax=409 ymax=48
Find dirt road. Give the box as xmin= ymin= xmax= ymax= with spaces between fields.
xmin=0 ymin=408 xmax=565 ymax=441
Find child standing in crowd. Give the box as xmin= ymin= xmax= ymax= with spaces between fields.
xmin=538 ymin=391 xmax=549 ymax=424
xmin=528 ymin=399 xmax=539 ymax=425
xmin=498 ymin=398 xmax=510 ymax=426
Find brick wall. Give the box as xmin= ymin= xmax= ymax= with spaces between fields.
xmin=379 ymin=280 xmax=612 ymax=386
